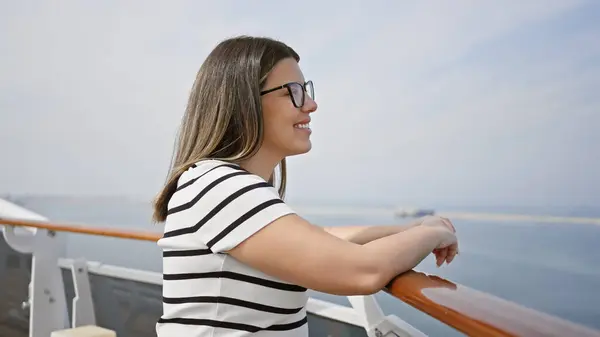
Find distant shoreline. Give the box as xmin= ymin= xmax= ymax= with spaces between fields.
xmin=3 ymin=194 xmax=600 ymax=222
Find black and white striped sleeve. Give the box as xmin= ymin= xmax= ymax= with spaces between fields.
xmin=164 ymin=165 xmax=295 ymax=253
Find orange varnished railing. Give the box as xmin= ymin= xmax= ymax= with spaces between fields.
xmin=2 ymin=217 xmax=600 ymax=337
xmin=0 ymin=217 xmax=161 ymax=241
xmin=386 ymin=271 xmax=600 ymax=337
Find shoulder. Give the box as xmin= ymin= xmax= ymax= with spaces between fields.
xmin=177 ymin=159 xmax=247 ymax=189
xmin=164 ymin=159 xmax=295 ymax=253
xmin=167 ymin=158 xmax=289 ymax=220
xmin=175 ymin=159 xmax=277 ymax=196
xmin=169 ymin=159 xmax=262 ymax=209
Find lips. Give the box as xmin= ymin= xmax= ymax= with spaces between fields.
xmin=293 ymin=117 xmax=311 ymax=132
xmin=294 ymin=122 xmax=310 ymax=129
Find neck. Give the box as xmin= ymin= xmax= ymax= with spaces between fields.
xmin=239 ymin=147 xmax=282 ymax=182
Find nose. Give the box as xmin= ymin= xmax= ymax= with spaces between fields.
xmin=302 ymin=95 xmax=317 ymax=114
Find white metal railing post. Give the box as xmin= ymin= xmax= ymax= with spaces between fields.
xmin=347 ymin=295 xmax=427 ymax=337
xmin=70 ymin=258 xmax=96 ymax=327
xmin=3 ymin=226 xmax=71 ymax=336
xmin=1 ymin=198 xmax=70 ymax=337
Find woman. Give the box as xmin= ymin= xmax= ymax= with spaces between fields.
xmin=152 ymin=35 xmax=458 ymax=337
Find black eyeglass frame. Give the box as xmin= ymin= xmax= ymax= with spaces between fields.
xmin=259 ymin=80 xmax=314 ymax=108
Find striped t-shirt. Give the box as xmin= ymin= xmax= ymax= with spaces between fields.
xmin=156 ymin=159 xmax=308 ymax=337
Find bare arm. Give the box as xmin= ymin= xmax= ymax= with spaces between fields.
xmin=227 ymin=214 xmax=454 ymax=296
xmin=323 ymin=219 xmax=422 ymax=245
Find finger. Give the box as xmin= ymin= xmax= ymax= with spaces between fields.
xmin=440 ymin=217 xmax=456 ymax=232
xmin=439 ymin=216 xmax=455 ymax=231
xmin=446 ymin=243 xmax=458 ymax=264
xmin=432 ymin=248 xmax=442 ymax=265
xmin=436 ymin=248 xmax=448 ymax=267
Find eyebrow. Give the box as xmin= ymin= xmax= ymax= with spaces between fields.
xmin=266 ymin=79 xmax=305 ymax=90
xmin=284 ymin=79 xmax=307 ymax=86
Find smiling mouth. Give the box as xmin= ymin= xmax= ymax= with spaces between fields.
xmin=294 ymin=123 xmax=310 ymax=129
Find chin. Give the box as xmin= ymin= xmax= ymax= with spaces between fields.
xmin=286 ymin=140 xmax=312 ymax=157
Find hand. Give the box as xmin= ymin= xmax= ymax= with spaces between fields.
xmin=431 ymin=227 xmax=458 ymax=267
xmin=419 ymin=216 xmax=459 ymax=267
xmin=419 ymin=215 xmax=456 ymax=233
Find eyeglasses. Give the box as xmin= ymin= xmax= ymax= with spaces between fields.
xmin=260 ymin=80 xmax=314 ymax=108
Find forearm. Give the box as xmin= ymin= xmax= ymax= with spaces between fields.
xmin=361 ymin=226 xmax=443 ymax=289
xmin=323 ymin=219 xmax=422 ymax=245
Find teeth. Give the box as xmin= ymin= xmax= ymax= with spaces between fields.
xmin=294 ymin=123 xmax=310 ymax=129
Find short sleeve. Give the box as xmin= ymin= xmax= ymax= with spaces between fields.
xmin=164 ymin=163 xmax=295 ymax=254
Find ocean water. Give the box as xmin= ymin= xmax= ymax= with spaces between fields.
xmin=10 ymin=196 xmax=600 ymax=336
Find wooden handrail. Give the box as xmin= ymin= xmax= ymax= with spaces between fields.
xmin=0 ymin=217 xmax=161 ymax=241
xmin=386 ymin=271 xmax=600 ymax=337
xmin=2 ymin=217 xmax=600 ymax=337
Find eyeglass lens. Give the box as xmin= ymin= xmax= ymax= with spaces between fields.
xmin=289 ymin=81 xmax=314 ymax=107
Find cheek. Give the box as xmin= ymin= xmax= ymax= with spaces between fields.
xmin=263 ymin=113 xmax=293 ymax=145
xmin=262 ymin=103 xmax=296 ymax=143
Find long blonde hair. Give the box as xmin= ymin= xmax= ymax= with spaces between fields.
xmin=152 ymin=36 xmax=298 ymax=223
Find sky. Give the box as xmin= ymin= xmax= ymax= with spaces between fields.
xmin=1 ymin=0 xmax=599 ymax=208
